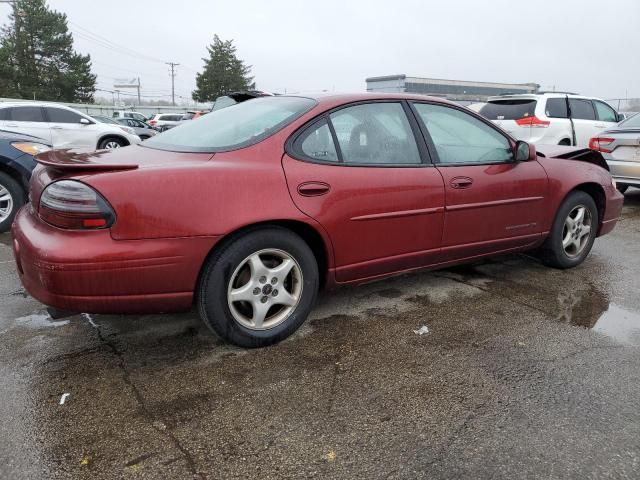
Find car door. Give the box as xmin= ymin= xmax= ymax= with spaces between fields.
xmin=4 ymin=106 xmax=51 ymax=143
xmin=411 ymin=102 xmax=548 ymax=262
xmin=45 ymin=107 xmax=97 ymax=149
xmin=593 ymin=100 xmax=619 ymax=133
xmin=568 ymin=98 xmax=598 ymax=147
xmin=282 ymin=101 xmax=445 ymax=283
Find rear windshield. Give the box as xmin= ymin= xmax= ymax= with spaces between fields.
xmin=143 ymin=96 xmax=317 ymax=152
xmin=480 ymin=100 xmax=537 ymax=120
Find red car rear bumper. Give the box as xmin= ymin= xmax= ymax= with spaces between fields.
xmin=12 ymin=206 xmax=219 ymax=314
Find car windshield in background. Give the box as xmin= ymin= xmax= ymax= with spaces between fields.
xmin=480 ymin=100 xmax=537 ymax=120
xmin=620 ymin=114 xmax=640 ymax=129
xmin=143 ymin=96 xmax=317 ymax=152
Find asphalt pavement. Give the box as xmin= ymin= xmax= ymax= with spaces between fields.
xmin=1 ymin=193 xmax=640 ymax=479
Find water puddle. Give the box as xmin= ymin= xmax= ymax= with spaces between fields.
xmin=589 ymin=305 xmax=640 ymax=346
xmin=556 ymin=287 xmax=640 ymax=346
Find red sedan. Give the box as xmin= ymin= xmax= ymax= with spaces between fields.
xmin=12 ymin=94 xmax=623 ymax=347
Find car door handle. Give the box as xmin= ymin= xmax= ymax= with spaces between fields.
xmin=6 ymin=123 xmax=18 ymax=127
xmin=51 ymin=126 xmax=63 ymax=129
xmin=298 ymin=182 xmax=330 ymax=196
xmin=450 ymin=177 xmax=473 ymax=189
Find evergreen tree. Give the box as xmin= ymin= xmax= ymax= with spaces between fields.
xmin=0 ymin=0 xmax=96 ymax=102
xmin=192 ymin=35 xmax=254 ymax=102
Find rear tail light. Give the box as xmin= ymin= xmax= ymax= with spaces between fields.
xmin=39 ymin=180 xmax=115 ymax=229
xmin=149 ymin=120 xmax=157 ymax=126
xmin=588 ymin=137 xmax=615 ymax=153
xmin=515 ymin=116 xmax=550 ymax=128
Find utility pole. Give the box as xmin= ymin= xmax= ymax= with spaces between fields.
xmin=137 ymin=77 xmax=141 ymax=105
xmin=166 ymin=62 xmax=179 ymax=106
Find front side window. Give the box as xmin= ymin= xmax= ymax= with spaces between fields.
xmin=144 ymin=96 xmax=316 ymax=152
xmin=594 ymin=101 xmax=617 ymax=122
xmin=413 ymin=103 xmax=513 ymax=164
xmin=10 ymin=106 xmax=46 ymax=122
xmin=569 ymin=99 xmax=596 ymax=120
xmin=46 ymin=107 xmax=83 ymax=123
xmin=329 ymin=102 xmax=421 ymax=165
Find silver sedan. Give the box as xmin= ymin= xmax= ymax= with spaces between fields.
xmin=590 ymin=113 xmax=640 ymax=194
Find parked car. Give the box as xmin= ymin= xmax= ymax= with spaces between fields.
xmin=13 ymin=94 xmax=623 ymax=347
xmin=112 ymin=110 xmax=149 ymax=123
xmin=91 ymin=115 xmax=142 ymax=138
xmin=115 ymin=118 xmax=158 ymax=140
xmin=589 ymin=113 xmax=640 ymax=194
xmin=147 ymin=113 xmax=184 ymax=130
xmin=0 ymin=103 xmax=141 ymax=150
xmin=181 ymin=111 xmax=207 ymax=121
xmin=0 ymin=129 xmax=51 ymax=232
xmin=480 ymin=93 xmax=622 ymax=147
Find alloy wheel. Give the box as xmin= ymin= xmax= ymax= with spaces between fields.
xmin=104 ymin=141 xmax=122 ymax=149
xmin=562 ymin=205 xmax=592 ymax=258
xmin=0 ymin=184 xmax=13 ymax=223
xmin=227 ymin=248 xmax=303 ymax=330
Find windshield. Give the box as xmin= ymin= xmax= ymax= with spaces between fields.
xmin=144 ymin=96 xmax=316 ymax=152
xmin=620 ymin=113 xmax=640 ymax=128
xmin=480 ymin=100 xmax=537 ymax=120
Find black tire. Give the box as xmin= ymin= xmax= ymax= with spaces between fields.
xmin=617 ymin=184 xmax=629 ymax=195
xmin=197 ymin=227 xmax=319 ymax=348
xmin=98 ymin=137 xmax=126 ymax=149
xmin=538 ymin=191 xmax=598 ymax=269
xmin=139 ymin=135 xmax=150 ymax=141
xmin=0 ymin=172 xmax=25 ymax=233
xmin=558 ymin=139 xmax=572 ymax=146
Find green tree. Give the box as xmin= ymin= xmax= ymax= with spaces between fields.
xmin=192 ymin=35 xmax=254 ymax=102
xmin=0 ymin=0 xmax=96 ymax=102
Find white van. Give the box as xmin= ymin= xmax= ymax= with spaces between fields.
xmin=479 ymin=93 xmax=622 ymax=147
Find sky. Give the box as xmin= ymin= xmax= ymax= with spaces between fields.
xmin=1 ymin=0 xmax=639 ymax=104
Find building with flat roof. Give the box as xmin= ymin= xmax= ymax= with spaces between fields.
xmin=365 ymin=75 xmax=539 ymax=104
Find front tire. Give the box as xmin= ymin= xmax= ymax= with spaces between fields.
xmin=197 ymin=227 xmax=319 ymax=348
xmin=98 ymin=137 xmax=126 ymax=149
xmin=539 ymin=191 xmax=598 ymax=269
xmin=0 ymin=172 xmax=25 ymax=233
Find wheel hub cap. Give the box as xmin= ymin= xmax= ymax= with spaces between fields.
xmin=0 ymin=185 xmax=13 ymax=223
xmin=562 ymin=205 xmax=592 ymax=258
xmin=227 ymin=249 xmax=303 ymax=330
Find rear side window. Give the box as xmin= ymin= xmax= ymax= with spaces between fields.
xmin=479 ymin=100 xmax=536 ymax=120
xmin=46 ymin=107 xmax=83 ymax=123
xmin=329 ymin=102 xmax=421 ymax=165
xmin=298 ymin=120 xmax=339 ymax=163
xmin=10 ymin=106 xmax=46 ymax=122
xmin=0 ymin=108 xmax=8 ymax=120
xmin=594 ymin=101 xmax=617 ymax=122
xmin=569 ymin=99 xmax=596 ymax=120
xmin=545 ymin=98 xmax=568 ymax=118
xmin=144 ymin=96 xmax=317 ymax=153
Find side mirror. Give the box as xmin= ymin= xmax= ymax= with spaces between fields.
xmin=617 ymin=113 xmax=625 ymax=122
xmin=514 ymin=140 xmax=535 ymax=161
xmin=79 ymin=118 xmax=91 ymax=125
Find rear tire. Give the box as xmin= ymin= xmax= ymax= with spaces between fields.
xmin=197 ymin=227 xmax=319 ymax=348
xmin=0 ymin=172 xmax=25 ymax=233
xmin=538 ymin=191 xmax=598 ymax=269
xmin=558 ymin=139 xmax=572 ymax=146
xmin=617 ymin=184 xmax=629 ymax=194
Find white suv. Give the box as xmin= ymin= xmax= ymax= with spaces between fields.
xmin=112 ymin=110 xmax=149 ymax=122
xmin=479 ymin=93 xmax=622 ymax=147
xmin=147 ymin=113 xmax=184 ymax=129
xmin=0 ymin=102 xmax=141 ymax=150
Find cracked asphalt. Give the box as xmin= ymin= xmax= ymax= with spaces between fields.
xmin=1 ymin=194 xmax=640 ymax=480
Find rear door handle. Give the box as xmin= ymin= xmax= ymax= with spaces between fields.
xmin=298 ymin=182 xmax=330 ymax=196
xmin=450 ymin=177 xmax=473 ymax=189
xmin=51 ymin=126 xmax=63 ymax=129
xmin=6 ymin=123 xmax=18 ymax=127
